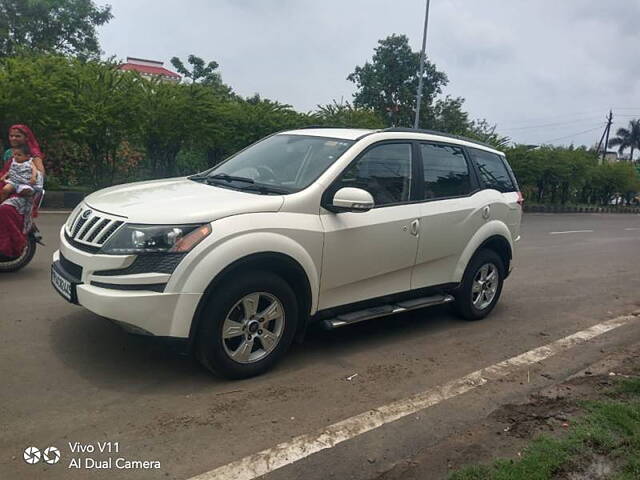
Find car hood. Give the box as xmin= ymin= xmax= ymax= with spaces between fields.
xmin=83 ymin=177 xmax=284 ymax=224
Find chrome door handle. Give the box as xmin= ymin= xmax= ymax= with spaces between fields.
xmin=410 ymin=219 xmax=420 ymax=236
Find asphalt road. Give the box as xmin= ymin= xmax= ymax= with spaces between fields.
xmin=1 ymin=213 xmax=640 ymax=480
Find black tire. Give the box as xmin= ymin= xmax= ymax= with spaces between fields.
xmin=454 ymin=249 xmax=505 ymax=321
xmin=196 ymin=271 xmax=298 ymax=379
xmin=0 ymin=236 xmax=36 ymax=273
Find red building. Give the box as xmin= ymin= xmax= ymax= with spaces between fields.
xmin=118 ymin=57 xmax=181 ymax=82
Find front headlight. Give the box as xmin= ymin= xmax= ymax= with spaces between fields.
xmin=100 ymin=224 xmax=212 ymax=254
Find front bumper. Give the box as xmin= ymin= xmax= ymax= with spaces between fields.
xmin=53 ymin=229 xmax=202 ymax=338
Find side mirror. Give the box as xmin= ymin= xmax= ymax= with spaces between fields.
xmin=331 ymin=187 xmax=374 ymax=213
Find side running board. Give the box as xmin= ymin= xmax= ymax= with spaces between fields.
xmin=323 ymin=294 xmax=455 ymax=329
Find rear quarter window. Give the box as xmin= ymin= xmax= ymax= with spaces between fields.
xmin=468 ymin=148 xmax=516 ymax=193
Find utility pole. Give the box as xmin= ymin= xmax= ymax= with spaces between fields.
xmin=601 ymin=110 xmax=613 ymax=163
xmin=413 ymin=0 xmax=431 ymax=129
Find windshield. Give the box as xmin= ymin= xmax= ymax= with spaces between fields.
xmin=198 ymin=134 xmax=354 ymax=193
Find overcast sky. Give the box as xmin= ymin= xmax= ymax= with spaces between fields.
xmin=98 ymin=0 xmax=640 ymax=147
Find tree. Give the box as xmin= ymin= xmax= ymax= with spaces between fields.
xmin=0 ymin=0 xmax=112 ymax=58
xmin=139 ymin=77 xmax=220 ymax=177
xmin=347 ymin=34 xmax=447 ymax=127
xmin=608 ymin=119 xmax=640 ymax=162
xmin=66 ymin=61 xmax=144 ymax=187
xmin=0 ymin=54 xmax=76 ymax=145
xmin=170 ymin=54 xmax=234 ymax=97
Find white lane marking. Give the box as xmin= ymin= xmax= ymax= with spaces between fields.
xmin=625 ymin=228 xmax=640 ymax=231
xmin=549 ymin=230 xmax=594 ymax=235
xmin=188 ymin=314 xmax=636 ymax=480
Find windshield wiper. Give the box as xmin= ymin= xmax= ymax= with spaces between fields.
xmin=207 ymin=173 xmax=255 ymax=184
xmin=235 ymin=184 xmax=289 ymax=195
xmin=188 ymin=174 xmax=209 ymax=181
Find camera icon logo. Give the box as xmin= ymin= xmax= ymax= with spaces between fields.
xmin=23 ymin=446 xmax=41 ymax=465
xmin=43 ymin=446 xmax=61 ymax=464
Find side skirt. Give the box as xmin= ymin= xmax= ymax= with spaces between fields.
xmin=312 ymin=283 xmax=459 ymax=330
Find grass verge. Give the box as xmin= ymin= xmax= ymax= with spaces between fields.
xmin=450 ymin=377 xmax=640 ymax=480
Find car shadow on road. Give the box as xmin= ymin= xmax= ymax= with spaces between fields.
xmin=48 ymin=310 xmax=218 ymax=393
xmin=280 ymin=304 xmax=483 ymax=374
xmin=48 ymin=303 xmax=494 ymax=391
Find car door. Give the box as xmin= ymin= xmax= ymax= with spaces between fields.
xmin=411 ymin=142 xmax=485 ymax=289
xmin=467 ymin=147 xmax=522 ymax=241
xmin=319 ymin=142 xmax=421 ymax=311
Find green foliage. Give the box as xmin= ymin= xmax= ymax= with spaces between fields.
xmin=1 ymin=43 xmax=635 ymax=200
xmin=138 ymin=77 xmax=215 ymax=177
xmin=169 ymin=54 xmax=234 ymax=98
xmin=348 ymin=34 xmax=448 ymax=128
xmin=505 ymin=145 xmax=640 ymax=205
xmin=312 ymin=101 xmax=385 ymax=129
xmin=0 ymin=0 xmax=112 ymax=59
xmin=65 ymin=61 xmax=143 ymax=187
xmin=348 ymin=34 xmax=508 ymax=145
xmin=450 ymin=380 xmax=640 ymax=480
xmin=204 ymin=95 xmax=308 ymax=166
xmin=608 ymin=119 xmax=640 ymax=161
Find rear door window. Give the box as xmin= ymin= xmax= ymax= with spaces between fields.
xmin=468 ymin=148 xmax=515 ymax=192
xmin=420 ymin=143 xmax=471 ymax=200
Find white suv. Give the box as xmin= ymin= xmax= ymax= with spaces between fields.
xmin=51 ymin=128 xmax=522 ymax=378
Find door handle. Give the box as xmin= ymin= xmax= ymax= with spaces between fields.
xmin=410 ymin=219 xmax=420 ymax=236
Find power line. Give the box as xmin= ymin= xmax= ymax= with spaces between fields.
xmin=500 ymin=110 xmax=610 ymax=126
xmin=500 ymin=116 xmax=603 ymax=131
xmin=539 ymin=125 xmax=604 ymax=144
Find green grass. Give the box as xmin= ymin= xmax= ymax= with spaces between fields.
xmin=449 ymin=377 xmax=640 ymax=480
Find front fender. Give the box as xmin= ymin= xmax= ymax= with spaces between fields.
xmin=453 ymin=220 xmax=513 ymax=282
xmin=168 ymin=215 xmax=322 ymax=314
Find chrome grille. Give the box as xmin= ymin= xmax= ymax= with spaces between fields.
xmin=65 ymin=204 xmax=126 ymax=248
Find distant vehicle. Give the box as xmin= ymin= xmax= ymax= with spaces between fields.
xmin=51 ymin=128 xmax=522 ymax=378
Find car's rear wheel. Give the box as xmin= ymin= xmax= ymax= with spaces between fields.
xmin=454 ymin=249 xmax=504 ymax=321
xmin=196 ymin=271 xmax=298 ymax=379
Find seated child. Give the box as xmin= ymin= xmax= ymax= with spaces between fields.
xmin=0 ymin=144 xmax=38 ymax=203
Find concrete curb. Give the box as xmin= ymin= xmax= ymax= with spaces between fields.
xmin=524 ymin=205 xmax=640 ymax=214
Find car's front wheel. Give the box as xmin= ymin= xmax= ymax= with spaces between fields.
xmin=196 ymin=271 xmax=298 ymax=379
xmin=454 ymin=249 xmax=505 ymax=321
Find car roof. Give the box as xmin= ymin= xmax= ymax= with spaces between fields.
xmin=281 ymin=127 xmax=504 ymax=155
xmin=282 ymin=128 xmax=375 ymax=140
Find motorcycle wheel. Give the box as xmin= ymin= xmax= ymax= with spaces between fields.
xmin=0 ymin=235 xmax=36 ymax=273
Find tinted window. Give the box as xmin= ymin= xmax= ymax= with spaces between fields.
xmin=420 ymin=143 xmax=471 ymax=199
xmin=336 ymin=143 xmax=412 ymax=206
xmin=468 ymin=148 xmax=515 ymax=192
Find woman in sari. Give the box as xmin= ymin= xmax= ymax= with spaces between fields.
xmin=0 ymin=125 xmax=45 ymax=258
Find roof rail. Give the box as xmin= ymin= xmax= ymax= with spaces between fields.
xmin=380 ymin=127 xmax=498 ymax=150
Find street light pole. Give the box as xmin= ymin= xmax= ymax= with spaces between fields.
xmin=414 ymin=0 xmax=431 ymax=129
